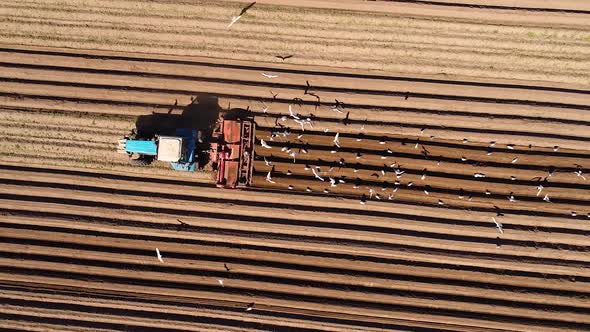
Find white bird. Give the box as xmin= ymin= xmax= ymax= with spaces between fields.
xmin=553 ymin=145 xmax=560 ymax=152
xmin=333 ymin=132 xmax=341 ymax=148
xmin=543 ymin=194 xmax=551 ymax=203
xmin=474 ymin=173 xmax=486 ymax=178
xmin=324 ymin=128 xmax=330 ymax=133
xmin=462 ymin=138 xmax=469 ymax=144
xmin=461 ymin=156 xmax=467 ymax=162
xmin=511 ymin=157 xmax=519 ymax=163
xmin=288 ymin=185 xmax=294 ymax=190
xmin=289 ymin=151 xmax=297 ymax=163
xmin=492 ymin=217 xmax=503 ymax=234
xmin=571 ymin=211 xmax=577 ymax=217
xmin=156 ymin=248 xmax=164 ymax=263
xmin=218 ymin=279 xmax=224 ymax=287
xmin=438 ymin=199 xmax=444 ymax=206
xmin=574 ymin=170 xmax=586 ymax=180
xmin=312 ymin=168 xmax=324 ymax=181
xmin=507 ymin=193 xmax=516 ymax=202
xmin=368 ymin=188 xmax=375 ymax=199
xmin=329 ymin=177 xmax=337 ymax=187
xmin=266 ymin=170 xmax=275 ymax=183
xmin=306 ymin=187 xmax=312 ymax=192
xmin=536 ymin=185 xmax=544 ymax=197
xmin=506 ymin=144 xmax=515 ymax=150
xmin=489 ymin=141 xmax=496 ymax=147
xmin=260 ymin=139 xmax=272 ymax=149
xmin=263 ymin=156 xmax=272 ymax=166
xmin=288 ymin=105 xmax=299 ymax=120
xmin=262 ymin=73 xmax=278 ymax=79
xmin=246 ymin=302 xmax=255 ymax=311
xmin=227 ymin=2 xmax=256 ymax=28
xmin=260 ymin=101 xmax=269 ymax=113
xmin=331 ymin=107 xmax=343 ymax=114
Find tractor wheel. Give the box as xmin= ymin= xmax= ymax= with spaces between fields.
xmin=129 ymin=156 xmax=154 ymax=166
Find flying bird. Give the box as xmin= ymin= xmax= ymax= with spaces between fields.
xmin=312 ymin=168 xmax=324 ymax=181
xmin=218 ymin=279 xmax=224 ymax=287
xmin=227 ymin=2 xmax=256 ymax=28
xmin=492 ymin=217 xmax=504 ymax=234
xmin=333 ymin=132 xmax=341 ymax=148
xmin=536 ymin=184 xmax=544 ymax=197
xmin=574 ymin=170 xmax=586 ymax=180
xmin=266 ymin=169 xmax=276 ymax=183
xmin=259 ymin=100 xmax=269 ymax=113
xmin=276 ymin=54 xmax=293 ymax=61
xmin=260 ymin=139 xmax=272 ymax=149
xmin=270 ymin=90 xmax=279 ymax=100
xmin=507 ymin=192 xmax=516 ymax=202
xmin=288 ymin=104 xmax=300 ymax=120
xmin=262 ymin=73 xmax=278 ymax=79
xmin=155 ymin=248 xmax=164 ymax=263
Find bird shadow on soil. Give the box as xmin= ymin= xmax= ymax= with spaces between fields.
xmin=134 ymin=93 xmax=222 ymax=169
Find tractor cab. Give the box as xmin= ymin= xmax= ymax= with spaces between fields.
xmin=118 ymin=128 xmax=199 ymax=171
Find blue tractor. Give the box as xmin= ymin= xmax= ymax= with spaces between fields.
xmin=118 ymin=128 xmax=201 ymax=171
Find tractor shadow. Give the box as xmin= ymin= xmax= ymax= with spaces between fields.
xmin=134 ymin=93 xmax=222 ymax=169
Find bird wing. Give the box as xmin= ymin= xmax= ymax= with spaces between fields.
xmin=156 ymin=248 xmax=163 ymax=262
xmin=227 ymin=15 xmax=242 ymax=28
xmin=312 ymin=168 xmax=324 ymax=181
xmin=240 ymin=1 xmax=256 ymax=15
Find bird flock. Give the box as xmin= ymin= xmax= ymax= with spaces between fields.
xmin=251 ymin=76 xmax=589 ymax=236
xmin=148 ymin=0 xmax=590 ymax=313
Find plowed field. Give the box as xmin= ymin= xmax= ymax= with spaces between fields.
xmin=1 ymin=0 xmax=590 ymax=331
